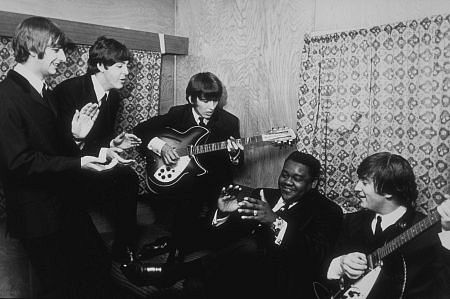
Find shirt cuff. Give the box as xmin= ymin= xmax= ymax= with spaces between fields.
xmin=148 ymin=137 xmax=166 ymax=156
xmin=439 ymin=230 xmax=450 ymax=250
xmin=212 ymin=209 xmax=230 ymax=227
xmin=327 ymin=256 xmax=344 ymax=280
xmin=98 ymin=147 xmax=108 ymax=162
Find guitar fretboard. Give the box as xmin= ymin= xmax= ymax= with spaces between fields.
xmin=176 ymin=135 xmax=264 ymax=156
xmin=368 ymin=209 xmax=440 ymax=267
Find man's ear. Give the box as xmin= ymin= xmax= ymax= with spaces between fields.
xmin=97 ymin=63 xmax=106 ymax=73
xmin=311 ymin=179 xmax=318 ymax=189
xmin=384 ymin=193 xmax=393 ymax=200
xmin=187 ymin=96 xmax=194 ymax=105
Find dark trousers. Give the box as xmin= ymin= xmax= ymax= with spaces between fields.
xmin=201 ymin=236 xmax=271 ymax=299
xmin=82 ymin=165 xmax=138 ymax=249
xmin=21 ymin=211 xmax=115 ymax=299
xmin=170 ymin=190 xmax=217 ymax=255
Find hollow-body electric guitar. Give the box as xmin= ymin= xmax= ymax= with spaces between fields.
xmin=314 ymin=209 xmax=441 ymax=299
xmin=144 ymin=126 xmax=296 ymax=194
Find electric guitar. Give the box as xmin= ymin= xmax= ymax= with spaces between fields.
xmin=144 ymin=126 xmax=296 ymax=194
xmin=314 ymin=209 xmax=442 ymax=299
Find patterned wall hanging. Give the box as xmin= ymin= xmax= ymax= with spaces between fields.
xmin=298 ymin=14 xmax=450 ymax=214
xmin=0 ymin=37 xmax=162 ymax=219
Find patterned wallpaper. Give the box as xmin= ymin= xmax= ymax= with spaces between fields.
xmin=298 ymin=14 xmax=450 ymax=213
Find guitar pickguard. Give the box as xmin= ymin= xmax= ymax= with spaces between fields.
xmin=153 ymin=156 xmax=192 ymax=184
xmin=145 ymin=126 xmax=210 ymax=193
xmin=340 ymin=266 xmax=382 ymax=299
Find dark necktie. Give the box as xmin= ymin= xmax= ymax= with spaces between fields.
xmin=275 ymin=202 xmax=287 ymax=216
xmin=41 ymin=84 xmax=50 ymax=106
xmin=99 ymin=93 xmax=108 ymax=109
xmin=374 ymin=216 xmax=383 ymax=238
xmin=198 ymin=117 xmax=206 ymax=127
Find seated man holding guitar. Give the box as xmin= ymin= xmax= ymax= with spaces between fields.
xmin=323 ymin=152 xmax=450 ymax=299
xmin=133 ymin=72 xmax=244 ymax=256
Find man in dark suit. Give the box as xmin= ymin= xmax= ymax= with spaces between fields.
xmin=0 ymin=17 xmax=119 ymax=298
xmin=53 ymin=36 xmax=142 ymax=262
xmin=206 ymin=150 xmax=343 ymax=299
xmin=325 ymin=152 xmax=450 ymax=299
xmin=123 ymin=151 xmax=343 ymax=299
xmin=133 ymin=72 xmax=243 ymax=256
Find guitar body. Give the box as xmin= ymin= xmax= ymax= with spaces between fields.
xmin=315 ymin=255 xmax=406 ymax=299
xmin=145 ymin=126 xmax=210 ymax=194
xmin=144 ymin=125 xmax=297 ymax=194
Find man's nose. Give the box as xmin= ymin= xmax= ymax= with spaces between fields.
xmin=354 ymin=180 xmax=362 ymax=191
xmin=59 ymin=49 xmax=66 ymax=62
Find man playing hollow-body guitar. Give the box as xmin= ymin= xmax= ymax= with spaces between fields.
xmin=133 ymin=72 xmax=243 ymax=256
xmin=324 ymin=152 xmax=450 ymax=299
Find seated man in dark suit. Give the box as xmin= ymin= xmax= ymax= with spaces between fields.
xmin=133 ymin=72 xmax=243 ymax=258
xmin=324 ymin=152 xmax=450 ymax=299
xmin=53 ymin=36 xmax=142 ymax=262
xmin=123 ymin=151 xmax=343 ymax=299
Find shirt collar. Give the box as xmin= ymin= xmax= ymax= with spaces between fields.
xmin=372 ymin=206 xmax=407 ymax=232
xmin=14 ymin=63 xmax=45 ymax=96
xmin=191 ymin=107 xmax=209 ymax=125
xmin=91 ymin=75 xmax=109 ymax=104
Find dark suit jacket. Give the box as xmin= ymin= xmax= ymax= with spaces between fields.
xmin=328 ymin=208 xmax=450 ymax=299
xmin=215 ymin=188 xmax=343 ymax=299
xmin=0 ymin=70 xmax=80 ymax=239
xmin=133 ymin=104 xmax=242 ymax=199
xmin=53 ymin=74 xmax=121 ymax=156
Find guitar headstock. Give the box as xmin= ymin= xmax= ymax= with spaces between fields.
xmin=262 ymin=126 xmax=297 ymax=146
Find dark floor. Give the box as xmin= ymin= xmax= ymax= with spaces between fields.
xmin=0 ymin=195 xmax=188 ymax=298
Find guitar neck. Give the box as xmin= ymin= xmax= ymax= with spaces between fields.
xmin=179 ymin=135 xmax=264 ymax=156
xmin=368 ymin=209 xmax=440 ymax=267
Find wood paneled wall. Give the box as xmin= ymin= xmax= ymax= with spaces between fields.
xmin=0 ymin=0 xmax=175 ymax=34
xmin=175 ymin=0 xmax=315 ymax=187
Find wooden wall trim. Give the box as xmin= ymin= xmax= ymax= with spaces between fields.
xmin=0 ymin=10 xmax=188 ymax=54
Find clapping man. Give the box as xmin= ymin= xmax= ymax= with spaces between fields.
xmin=0 ymin=17 xmax=119 ymax=298
xmin=54 ymin=36 xmax=142 ymax=262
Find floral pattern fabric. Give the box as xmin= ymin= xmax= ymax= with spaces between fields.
xmin=298 ymin=14 xmax=450 ymax=213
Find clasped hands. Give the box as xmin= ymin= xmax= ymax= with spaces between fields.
xmin=218 ymin=185 xmax=277 ymax=224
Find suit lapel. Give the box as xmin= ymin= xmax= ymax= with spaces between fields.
xmin=8 ymin=70 xmax=50 ymax=110
xmin=44 ymin=86 xmax=59 ymax=116
xmin=83 ymin=74 xmax=98 ymax=105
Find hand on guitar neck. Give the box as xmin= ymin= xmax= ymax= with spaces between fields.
xmin=145 ymin=126 xmax=296 ymax=194
xmin=332 ymin=198 xmax=450 ymax=282
xmin=159 ymin=136 xmax=243 ymax=166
